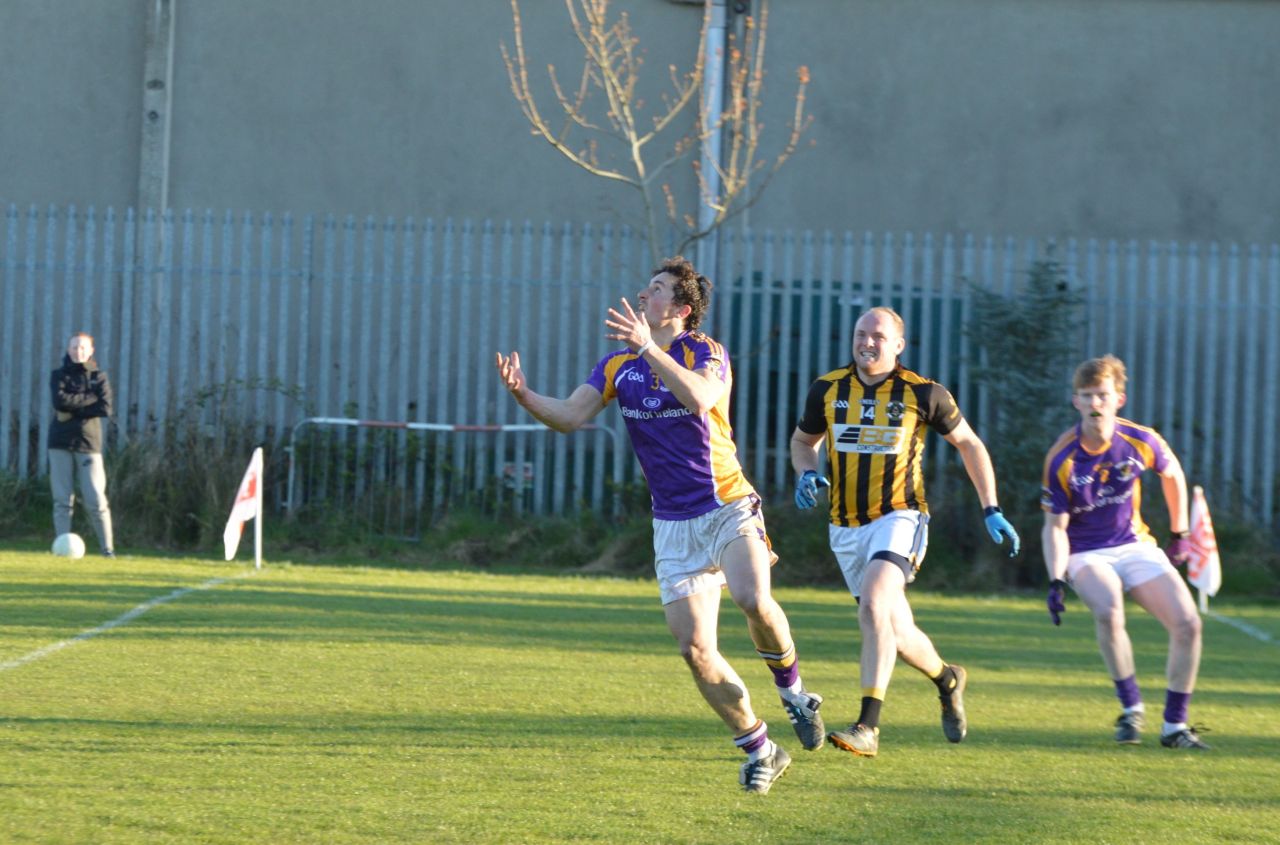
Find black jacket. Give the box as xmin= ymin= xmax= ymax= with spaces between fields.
xmin=48 ymin=355 xmax=113 ymax=453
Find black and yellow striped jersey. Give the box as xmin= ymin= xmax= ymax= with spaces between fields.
xmin=796 ymin=363 xmax=963 ymax=526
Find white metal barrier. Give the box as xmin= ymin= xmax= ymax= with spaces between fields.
xmin=284 ymin=417 xmax=627 ymax=535
xmin=3 ymin=205 xmax=1277 ymax=529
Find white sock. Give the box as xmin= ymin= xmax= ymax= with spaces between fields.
xmin=1125 ymin=703 xmax=1146 ymax=715
xmin=1163 ymin=721 xmax=1188 ymax=736
xmin=779 ymin=680 xmax=805 ymax=703
xmin=746 ymin=739 xmax=776 ymax=763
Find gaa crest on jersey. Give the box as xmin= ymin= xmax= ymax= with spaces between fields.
xmin=1115 ymin=460 xmax=1139 ymax=483
xmin=832 ymin=423 xmax=906 ymax=454
xmin=886 ymin=400 xmax=905 ymax=421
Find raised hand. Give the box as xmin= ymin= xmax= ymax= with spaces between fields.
xmin=495 ymin=350 xmax=527 ymax=399
xmin=604 ymin=297 xmax=652 ymax=351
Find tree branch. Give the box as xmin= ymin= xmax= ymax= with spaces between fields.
xmin=502 ymin=0 xmax=811 ymax=261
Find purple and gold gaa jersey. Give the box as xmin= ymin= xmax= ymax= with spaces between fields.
xmin=586 ymin=331 xmax=754 ymax=521
xmin=1040 ymin=418 xmax=1174 ymax=553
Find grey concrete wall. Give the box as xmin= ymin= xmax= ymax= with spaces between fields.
xmin=168 ymin=0 xmax=702 ymax=225
xmin=1 ymin=0 xmax=1277 ymax=243
xmin=770 ymin=0 xmax=1280 ymax=243
xmin=0 ymin=1 xmax=145 ymax=208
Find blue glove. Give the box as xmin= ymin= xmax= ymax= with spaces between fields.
xmin=1047 ymin=579 xmax=1067 ymax=626
xmin=794 ymin=470 xmax=830 ymax=509
xmin=983 ymin=506 xmax=1021 ymax=557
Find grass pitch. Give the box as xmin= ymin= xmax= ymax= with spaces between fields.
xmin=1 ymin=550 xmax=1278 ymax=844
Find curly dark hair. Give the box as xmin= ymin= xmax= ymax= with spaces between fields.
xmin=653 ymin=255 xmax=713 ymax=331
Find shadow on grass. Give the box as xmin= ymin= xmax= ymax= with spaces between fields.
xmin=6 ymin=573 xmax=1277 ymax=695
xmin=5 ymin=712 xmax=1277 ymax=762
xmin=0 ymin=712 xmax=739 ymax=751
xmin=0 ymin=581 xmax=680 ymax=656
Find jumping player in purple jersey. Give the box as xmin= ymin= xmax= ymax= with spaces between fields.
xmin=496 ymin=257 xmax=825 ymax=794
xmin=1041 ymin=354 xmax=1208 ymax=749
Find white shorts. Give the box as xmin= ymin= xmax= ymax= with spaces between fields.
xmin=653 ymin=495 xmax=776 ymax=605
xmin=828 ymin=509 xmax=929 ymax=599
xmin=1066 ymin=541 xmax=1176 ymax=592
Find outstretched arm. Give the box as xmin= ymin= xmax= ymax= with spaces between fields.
xmin=1042 ymin=511 xmax=1071 ymax=582
xmin=943 ymin=418 xmax=1000 ymax=509
xmin=1158 ymin=453 xmax=1191 ymax=563
xmin=790 ymin=427 xmax=830 ymax=509
xmin=945 ymin=418 xmax=1020 ymax=555
xmin=495 ymin=351 xmax=604 ymax=433
xmin=1159 ymin=454 xmax=1190 ymax=535
xmin=790 ymin=428 xmax=825 ymax=476
xmin=1042 ymin=510 xmax=1071 ymax=625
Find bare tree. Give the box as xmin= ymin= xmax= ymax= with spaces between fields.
xmin=502 ymin=0 xmax=811 ymax=264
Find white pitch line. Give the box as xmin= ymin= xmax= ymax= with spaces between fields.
xmin=1208 ymin=610 xmax=1276 ymax=644
xmin=0 ymin=572 xmax=254 ymax=673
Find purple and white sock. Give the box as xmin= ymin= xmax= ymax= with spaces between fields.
xmin=1163 ymin=690 xmax=1191 ymax=727
xmin=734 ymin=720 xmax=773 ymax=761
xmin=1114 ymin=675 xmax=1143 ymax=710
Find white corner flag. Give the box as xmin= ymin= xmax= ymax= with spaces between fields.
xmin=223 ymin=447 xmax=264 ymax=569
xmin=1186 ymin=485 xmax=1221 ymax=612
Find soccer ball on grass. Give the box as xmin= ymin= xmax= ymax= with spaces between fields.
xmin=51 ymin=533 xmax=87 ymax=559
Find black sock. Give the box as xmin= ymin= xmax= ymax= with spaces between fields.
xmin=856 ymin=696 xmax=883 ymax=730
xmin=932 ymin=664 xmax=958 ymax=695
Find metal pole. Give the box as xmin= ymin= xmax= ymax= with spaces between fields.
xmin=253 ymin=446 xmax=263 ymax=570
xmin=138 ymin=0 xmax=175 ymax=214
xmin=697 ymin=0 xmax=727 ymax=291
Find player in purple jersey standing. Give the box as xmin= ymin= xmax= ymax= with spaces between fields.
xmin=496 ymin=257 xmax=825 ymax=794
xmin=1040 ymin=355 xmax=1208 ymax=749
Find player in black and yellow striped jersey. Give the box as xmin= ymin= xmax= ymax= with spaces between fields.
xmin=790 ymin=306 xmax=1020 ymax=758
xmin=802 ymin=358 xmax=959 ymax=527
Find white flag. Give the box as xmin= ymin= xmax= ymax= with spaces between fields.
xmin=1186 ymin=485 xmax=1221 ymax=597
xmin=223 ymin=447 xmax=264 ymax=561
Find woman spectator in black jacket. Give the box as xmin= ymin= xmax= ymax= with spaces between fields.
xmin=48 ymin=332 xmax=115 ymax=556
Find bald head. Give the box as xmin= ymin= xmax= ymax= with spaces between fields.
xmin=852 ymin=307 xmax=905 ymax=380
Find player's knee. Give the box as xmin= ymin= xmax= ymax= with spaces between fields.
xmin=859 ymin=593 xmax=891 ymax=625
xmin=1093 ymin=605 xmax=1126 ymax=634
xmin=733 ymin=591 xmax=780 ymax=624
xmin=1169 ymin=611 xmax=1202 ymax=644
xmin=732 ymin=591 xmax=762 ymax=618
xmin=680 ymin=639 xmax=717 ymax=671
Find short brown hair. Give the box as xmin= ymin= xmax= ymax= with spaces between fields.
xmin=1073 ymin=354 xmax=1127 ymax=393
xmin=653 ymin=256 xmax=713 ymax=331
